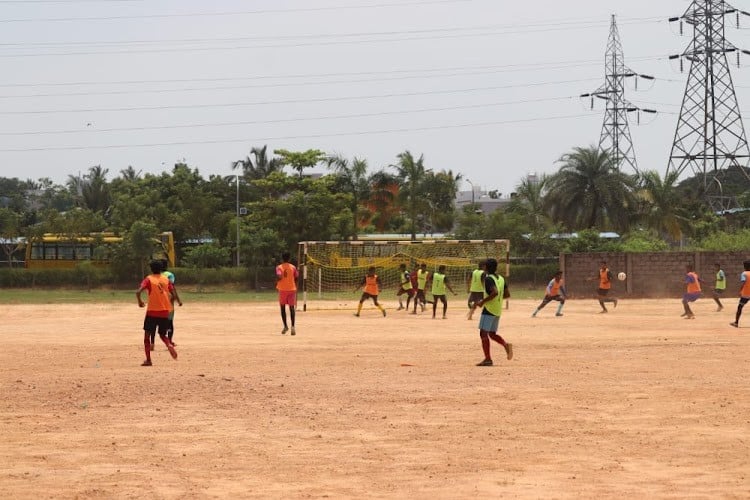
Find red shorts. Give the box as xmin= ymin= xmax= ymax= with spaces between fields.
xmin=278 ymin=290 xmax=297 ymax=306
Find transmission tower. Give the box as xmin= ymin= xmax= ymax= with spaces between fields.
xmin=581 ymin=15 xmax=655 ymax=174
xmin=666 ymin=1 xmax=750 ymax=210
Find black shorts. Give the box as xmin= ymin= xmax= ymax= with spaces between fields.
xmin=597 ymin=288 xmax=610 ymax=296
xmin=360 ymin=292 xmax=379 ymax=302
xmin=468 ymin=291 xmax=484 ymax=303
xmin=144 ymin=315 xmax=171 ymax=335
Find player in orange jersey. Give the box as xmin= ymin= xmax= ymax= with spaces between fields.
xmin=354 ymin=266 xmax=387 ymax=317
xmin=595 ymin=260 xmax=618 ymax=313
xmin=681 ymin=263 xmax=703 ymax=319
xmin=730 ymin=260 xmax=750 ymax=327
xmin=531 ymin=270 xmax=567 ymax=317
xmin=276 ymin=252 xmax=299 ymax=335
xmin=136 ymin=260 xmax=178 ymax=366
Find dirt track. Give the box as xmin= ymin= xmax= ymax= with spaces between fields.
xmin=1 ymin=299 xmax=749 ymax=499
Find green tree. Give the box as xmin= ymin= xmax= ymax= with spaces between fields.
xmin=636 ymin=170 xmax=690 ymax=243
xmin=67 ymin=166 xmax=111 ymax=214
xmin=232 ymin=145 xmax=284 ymax=180
xmin=274 ymin=148 xmax=326 ymax=177
xmin=391 ymin=150 xmax=430 ymax=240
xmin=545 ymin=146 xmax=637 ymax=232
xmin=325 ymin=154 xmax=373 ymax=240
xmin=421 ymin=169 xmax=462 ymax=233
xmin=0 ymin=207 xmax=22 ymax=267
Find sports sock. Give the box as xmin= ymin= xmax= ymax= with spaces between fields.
xmin=556 ymin=303 xmax=564 ymax=315
xmin=290 ymin=308 xmax=296 ymax=326
xmin=357 ymin=303 xmax=363 ymax=314
xmin=280 ymin=307 xmax=287 ymax=328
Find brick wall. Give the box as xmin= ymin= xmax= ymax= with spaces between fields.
xmin=559 ymin=251 xmax=749 ymax=298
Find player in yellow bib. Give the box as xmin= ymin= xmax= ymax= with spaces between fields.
xmin=411 ymin=263 xmax=432 ymax=314
xmin=354 ymin=267 xmax=387 ymax=317
xmin=712 ymin=262 xmax=726 ymax=312
xmin=473 ymin=258 xmax=512 ymax=366
xmin=466 ymin=260 xmax=486 ymax=320
xmin=430 ymin=265 xmax=457 ymax=319
xmin=396 ymin=263 xmax=415 ymax=310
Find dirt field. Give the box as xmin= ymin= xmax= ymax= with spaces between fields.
xmin=2 ymin=298 xmax=749 ymax=499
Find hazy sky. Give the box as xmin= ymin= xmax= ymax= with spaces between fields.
xmin=0 ymin=0 xmax=745 ymax=197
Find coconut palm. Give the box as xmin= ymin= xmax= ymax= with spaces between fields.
xmin=390 ymin=151 xmax=430 ymax=240
xmin=545 ymin=146 xmax=637 ymax=232
xmin=325 ymin=154 xmax=372 ymax=240
xmin=636 ymin=169 xmax=689 ymax=242
xmin=231 ymin=145 xmax=283 ymax=180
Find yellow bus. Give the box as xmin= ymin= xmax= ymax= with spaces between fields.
xmin=24 ymin=231 xmax=175 ymax=269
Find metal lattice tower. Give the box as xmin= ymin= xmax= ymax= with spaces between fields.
xmin=582 ymin=15 xmax=654 ymax=174
xmin=666 ymin=0 xmax=750 ymax=210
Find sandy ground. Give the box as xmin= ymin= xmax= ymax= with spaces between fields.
xmin=1 ymin=297 xmax=749 ymax=499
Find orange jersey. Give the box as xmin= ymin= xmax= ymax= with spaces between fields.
xmin=685 ymin=271 xmax=701 ymax=293
xmin=140 ymin=274 xmax=173 ymax=317
xmin=599 ymin=268 xmax=612 ymax=290
xmin=741 ymin=271 xmax=750 ymax=297
xmin=363 ymin=274 xmax=379 ymax=295
xmin=276 ymin=262 xmax=298 ymax=291
xmin=547 ymin=278 xmax=564 ymax=296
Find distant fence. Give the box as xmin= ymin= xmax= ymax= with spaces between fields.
xmin=560 ymin=251 xmax=749 ymax=298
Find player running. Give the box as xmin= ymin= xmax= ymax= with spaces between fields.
xmin=730 ymin=260 xmax=750 ymax=327
xmin=712 ymin=262 xmax=726 ymax=312
xmin=594 ymin=260 xmax=618 ymax=313
xmin=149 ymin=259 xmax=182 ymax=350
xmin=136 ymin=260 xmax=178 ymax=366
xmin=276 ymin=252 xmax=299 ymax=335
xmin=474 ymin=258 xmax=513 ymax=367
xmin=354 ymin=266 xmax=387 ymax=317
xmin=681 ymin=263 xmax=703 ymax=319
xmin=396 ymin=263 xmax=415 ymax=311
xmin=411 ymin=262 xmax=431 ymax=314
xmin=531 ymin=270 xmax=567 ymax=317
xmin=429 ymin=264 xmax=457 ymax=319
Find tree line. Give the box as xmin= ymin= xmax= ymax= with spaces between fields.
xmin=1 ymin=144 xmax=750 ymax=277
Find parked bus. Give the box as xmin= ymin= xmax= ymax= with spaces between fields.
xmin=24 ymin=231 xmax=175 ymax=269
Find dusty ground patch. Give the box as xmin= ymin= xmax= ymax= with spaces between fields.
xmin=1 ymin=298 xmax=749 ymax=499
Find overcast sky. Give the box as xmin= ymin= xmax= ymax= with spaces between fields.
xmin=0 ymin=0 xmax=746 ymax=197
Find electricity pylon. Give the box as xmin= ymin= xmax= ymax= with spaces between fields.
xmin=666 ymin=0 xmax=750 ymax=211
xmin=581 ymin=15 xmax=655 ymax=174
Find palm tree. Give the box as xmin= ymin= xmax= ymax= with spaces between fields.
xmin=391 ymin=151 xmax=430 ymax=240
xmin=231 ymin=145 xmax=283 ymax=180
xmin=636 ymin=170 xmax=689 ymax=242
xmin=325 ymin=154 xmax=372 ymax=240
xmin=67 ymin=166 xmax=111 ymax=214
xmin=507 ymin=174 xmax=550 ymax=229
xmin=545 ymin=146 xmax=637 ymax=232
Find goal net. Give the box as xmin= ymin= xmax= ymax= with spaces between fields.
xmin=297 ymin=239 xmax=510 ymax=310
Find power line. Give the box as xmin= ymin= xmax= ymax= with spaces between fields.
xmin=0 ymin=78 xmax=600 ymax=115
xmin=0 ymin=18 xmax=666 ymax=48
xmin=0 ymin=96 xmax=577 ymax=136
xmin=0 ymin=57 xmax=665 ymax=89
xmin=0 ymin=69 xmax=602 ymax=99
xmin=0 ymin=113 xmax=598 ymax=152
xmin=0 ymin=0 xmax=472 ymax=23
xmin=0 ymin=26 xmax=669 ymax=58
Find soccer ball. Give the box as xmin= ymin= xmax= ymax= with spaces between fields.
xmin=617 ymin=272 xmax=627 ymax=281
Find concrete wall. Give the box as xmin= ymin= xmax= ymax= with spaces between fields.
xmin=559 ymin=251 xmax=750 ymax=298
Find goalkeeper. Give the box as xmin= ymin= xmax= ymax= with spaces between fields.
xmin=354 ymin=267 xmax=387 ymax=317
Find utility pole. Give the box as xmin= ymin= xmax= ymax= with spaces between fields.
xmin=666 ymin=1 xmax=750 ymax=211
xmin=582 ymin=14 xmax=655 ymax=174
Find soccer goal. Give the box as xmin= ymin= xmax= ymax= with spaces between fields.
xmin=297 ymin=239 xmax=510 ymax=310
